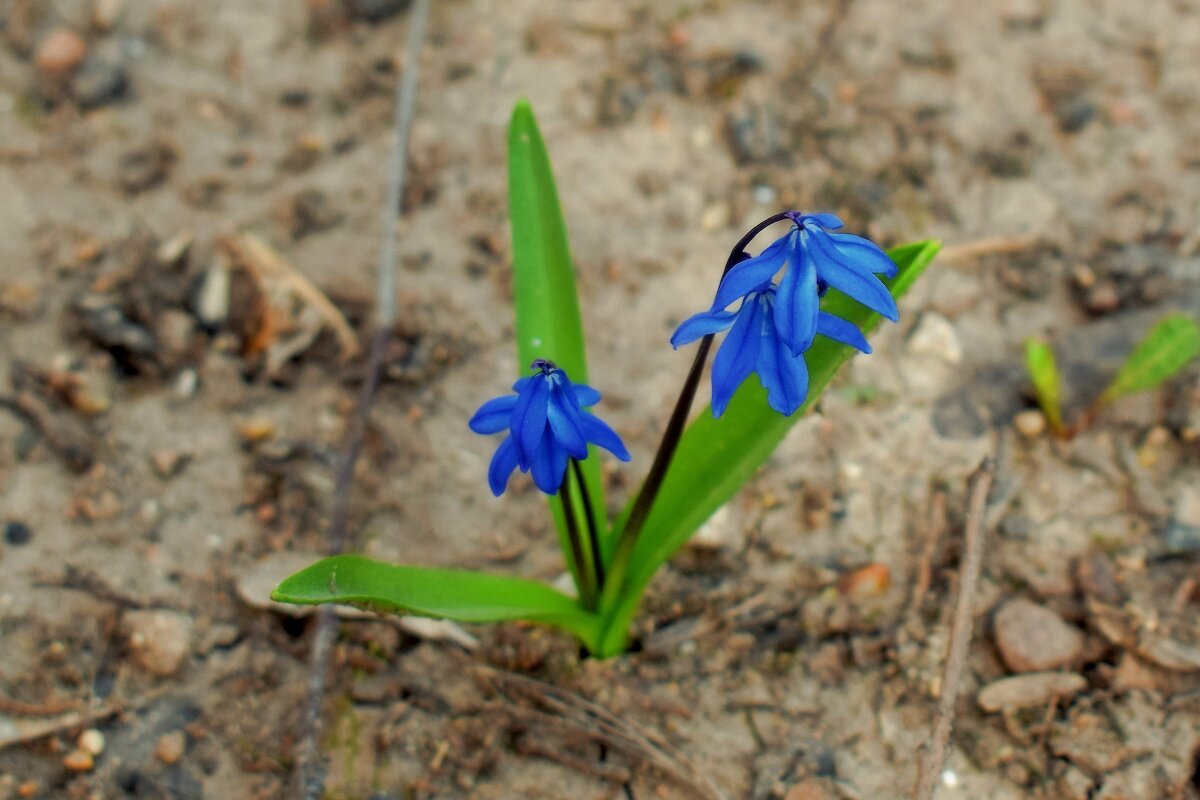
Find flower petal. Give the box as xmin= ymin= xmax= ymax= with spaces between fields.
xmin=487 ymin=436 xmax=521 ymax=496
xmin=804 ymin=212 xmax=844 ymax=230
xmin=547 ymin=383 xmax=589 ymax=459
xmin=711 ymin=232 xmax=791 ymax=309
xmin=711 ymin=294 xmax=765 ymax=417
xmin=573 ymin=384 xmax=601 ymax=407
xmin=816 ymin=311 xmax=871 ymax=353
xmin=670 ymin=309 xmax=736 ymax=348
xmin=530 ymin=433 xmax=568 ymax=494
xmin=829 ymin=232 xmax=898 ymax=277
xmin=805 ymin=228 xmax=899 ymax=321
xmin=774 ymin=240 xmax=819 ymax=355
xmin=509 ymin=373 xmax=550 ymax=467
xmin=512 ymin=376 xmax=532 ymax=392
xmin=468 ymin=395 xmax=517 ymax=434
xmin=756 ymin=321 xmax=810 ymax=416
xmin=580 ymin=413 xmax=631 ymax=461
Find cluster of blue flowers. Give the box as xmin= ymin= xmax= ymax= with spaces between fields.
xmin=671 ymin=212 xmax=898 ymax=417
xmin=470 ymin=213 xmax=898 ymax=497
xmin=469 ymin=359 xmax=629 ymax=496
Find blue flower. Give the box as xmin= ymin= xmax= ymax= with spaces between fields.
xmin=709 ymin=212 xmax=898 ymax=357
xmin=469 ymin=359 xmax=630 ymax=496
xmin=671 ymin=286 xmax=870 ymax=417
xmin=670 ymin=212 xmax=896 ymax=417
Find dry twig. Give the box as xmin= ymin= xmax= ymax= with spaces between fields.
xmin=289 ymin=2 xmax=430 ymax=797
xmin=912 ymin=456 xmax=996 ymax=800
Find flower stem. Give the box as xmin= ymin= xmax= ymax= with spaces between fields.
xmin=601 ymin=211 xmax=792 ymax=616
xmin=560 ymin=471 xmax=597 ymax=610
xmin=571 ymin=458 xmax=605 ymax=592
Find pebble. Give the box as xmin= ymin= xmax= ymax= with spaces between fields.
xmin=35 ymin=29 xmax=88 ymax=75
xmin=151 ymin=450 xmax=189 ymax=479
xmin=78 ymin=728 xmax=105 ymax=756
xmin=154 ymin=730 xmax=185 ymax=765
xmin=977 ymin=671 xmax=1087 ymax=712
xmin=62 ymin=749 xmax=95 ymax=772
xmin=122 ymin=610 xmax=193 ymax=676
xmin=1014 ymin=409 xmax=1047 ymax=437
xmin=783 ymin=778 xmax=834 ymax=800
xmin=907 ymin=312 xmax=963 ymax=364
xmin=4 ymin=520 xmax=32 ymax=546
xmin=837 ymin=563 xmax=891 ymax=601
xmin=1083 ymin=280 xmax=1120 ymax=314
xmin=994 ymin=599 xmax=1084 ymax=672
xmin=72 ymin=57 xmax=128 ymax=108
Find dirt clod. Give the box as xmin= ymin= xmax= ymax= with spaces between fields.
xmin=993 ymin=598 xmax=1084 ymax=673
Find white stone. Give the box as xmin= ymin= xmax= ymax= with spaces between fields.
xmin=907 ymin=312 xmax=963 ymax=364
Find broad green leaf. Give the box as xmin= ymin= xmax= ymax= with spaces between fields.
xmin=596 ymin=239 xmax=940 ymax=655
xmin=1100 ymin=314 xmax=1200 ymax=403
xmin=1024 ymin=337 xmax=1064 ymax=433
xmin=507 ymin=99 xmax=607 ymax=594
xmin=272 ymin=555 xmax=601 ymax=651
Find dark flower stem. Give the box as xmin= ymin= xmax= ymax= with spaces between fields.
xmin=560 ymin=472 xmax=597 ymax=610
xmin=602 ymin=212 xmax=792 ymax=608
xmin=571 ymin=458 xmax=605 ymax=591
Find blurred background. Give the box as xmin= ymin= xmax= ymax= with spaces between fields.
xmin=1 ymin=0 xmax=1198 ymax=798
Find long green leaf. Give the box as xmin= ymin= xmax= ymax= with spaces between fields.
xmin=596 ymin=239 xmax=941 ymax=655
xmin=1024 ymin=337 xmax=1064 ymax=433
xmin=272 ymin=555 xmax=601 ymax=650
xmin=507 ymin=99 xmax=607 ymax=589
xmin=1100 ymin=314 xmax=1200 ymax=403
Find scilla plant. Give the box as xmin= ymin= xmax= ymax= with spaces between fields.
xmin=272 ymin=100 xmax=940 ymax=657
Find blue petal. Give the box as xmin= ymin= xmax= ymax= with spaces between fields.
xmin=670 ymin=309 xmax=736 ymax=348
xmin=829 ymin=232 xmax=898 ymax=278
xmin=509 ymin=374 xmax=550 ymax=468
xmin=756 ymin=323 xmax=810 ymax=416
xmin=711 ymin=294 xmax=765 ymax=417
xmin=774 ymin=240 xmax=819 ymax=356
xmin=805 ymin=228 xmax=899 ymax=321
xmin=816 ymin=311 xmax=871 ymax=353
xmin=468 ymin=395 xmax=517 ymax=434
xmin=804 ymin=212 xmax=844 ymax=230
xmin=580 ymin=413 xmax=631 ymax=461
xmin=530 ymin=434 xmax=568 ymax=494
xmin=487 ymin=436 xmax=521 ymax=496
xmin=711 ymin=233 xmax=791 ymax=309
xmin=512 ymin=376 xmax=532 ymax=392
xmin=573 ymin=384 xmax=601 ymax=407
xmin=546 ymin=383 xmax=589 ymax=459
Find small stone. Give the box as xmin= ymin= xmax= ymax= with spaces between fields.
xmin=151 ymin=450 xmax=189 ymax=479
xmin=62 ymin=749 xmax=95 ymax=772
xmin=837 ymin=563 xmax=891 ymax=601
xmin=784 ymin=778 xmax=834 ymax=800
xmin=72 ymin=56 xmax=128 ymax=108
xmin=689 ymin=506 xmax=739 ymax=550
xmin=154 ymin=731 xmax=185 ymax=765
xmin=17 ymin=781 xmax=40 ymax=798
xmin=35 ymin=29 xmax=88 ymax=75
xmin=978 ymin=671 xmax=1086 ymax=712
xmin=994 ymin=598 xmax=1084 ymax=673
xmin=907 ymin=312 xmax=963 ymax=364
xmin=4 ymin=520 xmax=32 ymax=546
xmin=1014 ymin=409 xmax=1047 ymax=437
xmin=78 ymin=728 xmax=105 ymax=756
xmin=1083 ymin=280 xmax=1119 ymax=315
xmin=236 ymin=418 xmax=275 ymax=444
xmin=1111 ymin=653 xmax=1159 ymax=693
xmin=700 ymin=202 xmax=730 ymax=232
xmin=123 ymin=610 xmax=192 ymax=676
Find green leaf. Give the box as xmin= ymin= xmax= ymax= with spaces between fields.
xmin=1100 ymin=314 xmax=1200 ymax=403
xmin=507 ymin=98 xmax=607 ymax=591
xmin=272 ymin=555 xmax=602 ymax=651
xmin=596 ymin=239 xmax=941 ymax=656
xmin=1024 ymin=337 xmax=1064 ymax=433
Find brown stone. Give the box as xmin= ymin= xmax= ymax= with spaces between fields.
xmin=978 ymin=671 xmax=1087 ymax=712
xmin=994 ymin=598 xmax=1084 ymax=672
xmin=123 ymin=610 xmax=192 ymax=676
xmin=35 ymin=29 xmax=87 ymax=75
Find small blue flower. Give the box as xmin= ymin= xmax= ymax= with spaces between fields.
xmin=469 ymin=359 xmax=630 ymax=496
xmin=710 ymin=212 xmax=898 ymax=357
xmin=672 ymin=286 xmax=870 ymax=417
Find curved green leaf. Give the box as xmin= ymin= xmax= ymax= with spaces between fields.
xmin=272 ymin=555 xmax=601 ymax=651
xmin=507 ymin=99 xmax=607 ymax=593
xmin=1100 ymin=314 xmax=1200 ymax=403
xmin=596 ymin=239 xmax=941 ymax=655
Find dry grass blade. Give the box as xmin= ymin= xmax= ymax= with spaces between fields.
xmin=476 ymin=666 xmax=727 ymax=800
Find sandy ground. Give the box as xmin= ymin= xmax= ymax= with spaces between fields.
xmin=2 ymin=0 xmax=1200 ymax=798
